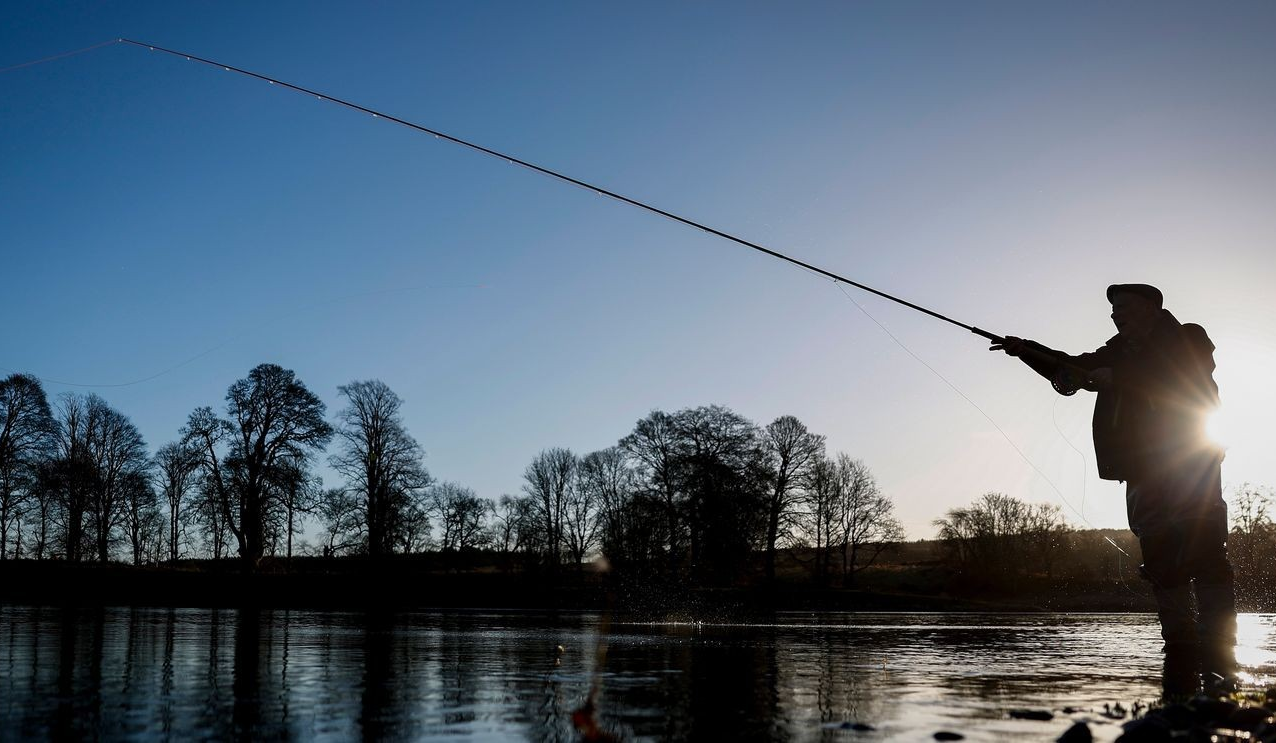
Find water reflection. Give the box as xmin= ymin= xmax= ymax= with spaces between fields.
xmin=0 ymin=608 xmax=1273 ymax=741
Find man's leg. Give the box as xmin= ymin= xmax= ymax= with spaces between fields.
xmin=1137 ymin=523 xmax=1198 ymax=695
xmin=1187 ymin=505 xmax=1237 ymax=685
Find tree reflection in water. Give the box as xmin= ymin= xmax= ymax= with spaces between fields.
xmin=1 ymin=608 xmax=1273 ymax=741
xmin=361 ymin=609 xmax=419 ymax=741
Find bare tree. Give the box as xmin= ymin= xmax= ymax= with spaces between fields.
xmin=318 ymin=486 xmax=365 ymax=556
xmin=393 ymin=493 xmax=432 ymax=554
xmin=490 ymin=493 xmax=535 ymax=568
xmin=267 ymin=456 xmax=321 ymax=561
xmin=182 ymin=408 xmax=234 ymax=558
xmin=800 ymin=455 xmax=841 ymax=583
xmin=154 ymin=441 xmax=201 ymax=562
xmin=615 ymin=405 xmax=771 ymax=580
xmin=934 ymin=492 xmax=1068 ymax=587
xmin=1231 ymin=483 xmax=1274 ymax=539
xmin=835 ymin=456 xmax=902 ymax=584
xmin=49 ymin=394 xmax=102 ymax=561
xmin=797 ymin=455 xmax=902 ymax=585
xmin=330 ymin=380 xmax=432 ymax=557
xmin=1229 ymin=483 xmax=1275 ymax=598
xmin=620 ymin=411 xmax=685 ymax=565
xmin=25 ymin=460 xmax=60 ymax=559
xmin=429 ymin=482 xmax=489 ymax=552
xmin=120 ymin=470 xmax=161 ymax=565
xmin=577 ymin=447 xmax=637 ymax=565
xmin=675 ymin=405 xmax=768 ymax=580
xmin=761 ymin=415 xmax=825 ymax=581
xmin=81 ymin=396 xmax=150 ymax=562
xmin=190 ymin=475 xmax=233 ymax=559
xmin=563 ymin=476 xmax=599 ymax=569
xmin=522 ymin=448 xmax=576 ymax=571
xmin=183 ymin=364 xmax=332 ymax=570
xmin=0 ymin=373 xmax=55 ymax=559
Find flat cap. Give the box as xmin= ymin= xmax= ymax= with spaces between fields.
xmin=1106 ymin=283 xmax=1163 ymax=307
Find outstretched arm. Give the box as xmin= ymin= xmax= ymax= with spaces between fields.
xmin=990 ymin=336 xmax=1114 ymax=396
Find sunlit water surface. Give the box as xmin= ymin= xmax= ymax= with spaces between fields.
xmin=1 ymin=608 xmax=1273 ymax=741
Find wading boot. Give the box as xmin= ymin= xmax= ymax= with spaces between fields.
xmin=1152 ymin=584 xmax=1196 ymax=647
xmin=1196 ymin=580 xmax=1238 ymax=694
xmin=1154 ymin=584 xmax=1199 ymax=699
xmin=1161 ymin=642 xmax=1200 ymax=699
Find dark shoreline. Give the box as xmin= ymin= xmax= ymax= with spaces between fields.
xmin=0 ymin=559 xmax=1165 ymax=614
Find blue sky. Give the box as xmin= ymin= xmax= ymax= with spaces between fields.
xmin=4 ymin=1 xmax=1275 ymax=539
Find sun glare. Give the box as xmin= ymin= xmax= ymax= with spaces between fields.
xmin=1208 ymin=340 xmax=1276 ymax=466
xmin=1205 ymin=407 xmax=1232 ymax=449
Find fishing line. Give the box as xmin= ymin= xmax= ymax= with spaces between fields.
xmin=3 ymin=343 xmax=230 ymax=389
xmin=0 ymin=39 xmax=119 ymax=75
xmin=831 ymin=282 xmax=1141 ymax=591
xmin=834 ymin=284 xmax=1095 ymax=527
xmin=1052 ymin=394 xmax=1089 ymax=521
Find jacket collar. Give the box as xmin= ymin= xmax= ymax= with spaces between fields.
xmin=1106 ymin=309 xmax=1181 ymax=352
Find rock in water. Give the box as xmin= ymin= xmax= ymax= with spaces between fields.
xmin=1157 ymin=703 xmax=1193 ymax=730
xmin=1009 ymin=708 xmax=1054 ymax=721
xmin=835 ymin=721 xmax=875 ymax=731
xmin=1115 ymin=715 xmax=1172 ymax=742
xmin=933 ymin=733 xmax=964 ymax=741
xmin=1193 ymin=697 xmax=1239 ymax=726
xmin=1056 ymin=722 xmax=1092 ymax=743
xmin=1225 ymin=706 xmax=1274 ymax=731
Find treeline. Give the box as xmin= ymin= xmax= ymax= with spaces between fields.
xmin=928 ymin=488 xmax=1276 ymax=608
xmin=933 ymin=492 xmax=1071 ymax=589
xmin=0 ymin=367 xmax=904 ymax=584
xmin=493 ymin=407 xmax=903 ymax=585
xmin=3 ymin=368 xmax=1273 ymax=603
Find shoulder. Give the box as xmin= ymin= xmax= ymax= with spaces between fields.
xmin=1179 ymin=323 xmax=1214 ymax=352
xmin=1092 ymin=334 xmax=1123 ymax=358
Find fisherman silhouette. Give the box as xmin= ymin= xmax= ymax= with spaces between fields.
xmin=991 ymin=284 xmax=1236 ymax=696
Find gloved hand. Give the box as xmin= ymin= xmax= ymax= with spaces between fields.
xmin=988 ymin=336 xmax=1028 ymax=356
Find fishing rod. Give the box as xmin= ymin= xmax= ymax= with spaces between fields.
xmin=112 ymin=38 xmax=1096 ymax=376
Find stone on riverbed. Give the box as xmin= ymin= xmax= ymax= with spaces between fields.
xmin=1225 ymin=706 xmax=1273 ymax=731
xmin=1055 ymin=721 xmax=1091 ymax=743
xmin=1113 ymin=691 xmax=1276 ymax=743
xmin=831 ymin=721 xmax=874 ymax=731
xmin=1115 ymin=715 xmax=1171 ymax=742
xmin=1009 ymin=708 xmax=1054 ymax=721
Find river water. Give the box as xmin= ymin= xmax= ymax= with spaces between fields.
xmin=1 ymin=608 xmax=1273 ymax=741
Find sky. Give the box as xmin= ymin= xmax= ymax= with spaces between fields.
xmin=3 ymin=1 xmax=1275 ymax=541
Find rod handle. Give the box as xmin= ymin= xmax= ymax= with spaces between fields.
xmin=970 ymin=326 xmax=1004 ymax=343
xmin=976 ymin=327 xmax=1094 ymax=386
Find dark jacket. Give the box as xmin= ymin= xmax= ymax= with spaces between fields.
xmin=1020 ymin=309 xmax=1221 ymax=483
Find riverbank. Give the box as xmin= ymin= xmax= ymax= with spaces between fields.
xmin=0 ymin=557 xmax=1162 ymax=613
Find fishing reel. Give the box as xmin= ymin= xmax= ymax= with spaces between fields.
xmin=1052 ymin=368 xmax=1083 ymax=396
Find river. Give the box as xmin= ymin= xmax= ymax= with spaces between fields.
xmin=1 ymin=608 xmax=1273 ymax=741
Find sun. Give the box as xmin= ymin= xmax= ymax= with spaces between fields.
xmin=1205 ymin=406 xmax=1233 ymax=449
